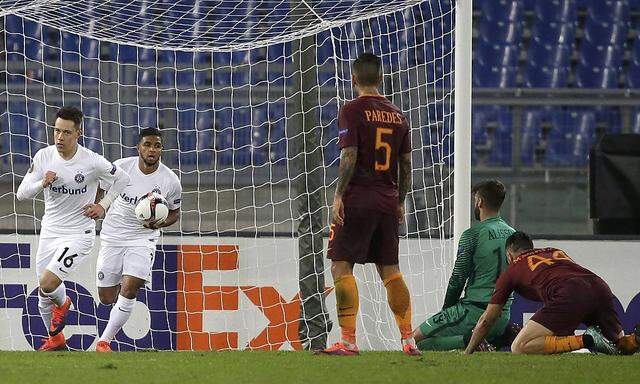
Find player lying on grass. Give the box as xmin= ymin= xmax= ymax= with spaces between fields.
xmin=16 ymin=106 xmax=130 ymax=351
xmin=319 ymin=52 xmax=420 ymax=356
xmin=413 ymin=180 xmax=517 ymax=351
xmin=95 ymin=128 xmax=181 ymax=352
xmin=465 ymin=231 xmax=640 ymax=355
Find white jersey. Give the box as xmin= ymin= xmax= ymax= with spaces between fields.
xmin=28 ymin=145 xmax=121 ymax=238
xmin=100 ymin=157 xmax=181 ymax=247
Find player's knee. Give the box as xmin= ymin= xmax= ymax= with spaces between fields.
xmin=331 ymin=262 xmax=352 ymax=280
xmin=511 ymin=339 xmax=526 ymax=354
xmin=98 ymin=289 xmax=118 ymax=305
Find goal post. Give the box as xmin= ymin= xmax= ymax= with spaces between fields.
xmin=0 ymin=0 xmax=464 ymax=351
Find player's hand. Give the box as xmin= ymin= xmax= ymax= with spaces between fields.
xmin=333 ymin=196 xmax=345 ymax=226
xmin=144 ymin=219 xmax=165 ymax=230
xmin=82 ymin=204 xmax=105 ymax=219
xmin=396 ymin=204 xmax=405 ymax=224
xmin=42 ymin=171 xmax=57 ymax=188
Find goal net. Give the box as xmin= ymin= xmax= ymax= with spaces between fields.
xmin=0 ymin=0 xmax=455 ymax=351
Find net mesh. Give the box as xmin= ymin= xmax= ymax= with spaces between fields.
xmin=0 ymin=0 xmax=454 ymax=351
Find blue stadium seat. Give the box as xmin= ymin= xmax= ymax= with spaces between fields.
xmin=586 ymin=0 xmax=628 ymax=22
xmin=139 ymin=108 xmax=158 ymax=129
xmin=530 ymin=20 xmax=576 ymax=46
xmin=534 ymin=0 xmax=577 ymax=22
xmin=524 ymin=65 xmax=568 ymax=88
xmin=583 ymin=16 xmax=628 ymax=48
xmin=478 ymin=19 xmax=523 ymax=45
xmin=481 ymin=0 xmax=524 ymax=22
xmin=490 ymin=108 xmax=513 ymax=166
xmin=627 ymin=59 xmax=640 ymax=88
xmin=575 ymin=65 xmax=618 ymax=88
xmin=528 ymin=41 xmax=571 ymax=68
xmin=476 ymin=41 xmax=519 ymax=68
xmin=473 ymin=63 xmax=517 ymax=88
xmin=545 ymin=109 xmax=574 ymax=165
xmin=569 ymin=110 xmax=596 ymax=165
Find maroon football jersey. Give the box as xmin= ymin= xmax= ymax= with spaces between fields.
xmin=337 ymin=95 xmax=411 ymax=213
xmin=490 ymin=248 xmax=600 ymax=306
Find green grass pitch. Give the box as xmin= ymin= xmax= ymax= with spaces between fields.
xmin=1 ymin=351 xmax=639 ymax=383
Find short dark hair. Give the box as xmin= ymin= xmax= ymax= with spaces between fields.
xmin=506 ymin=231 xmax=534 ymax=254
xmin=138 ymin=127 xmax=162 ymax=143
xmin=353 ymin=52 xmax=382 ymax=87
xmin=472 ymin=180 xmax=506 ymax=211
xmin=56 ymin=106 xmax=83 ymax=129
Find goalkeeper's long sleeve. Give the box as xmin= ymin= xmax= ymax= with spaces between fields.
xmin=442 ymin=228 xmax=477 ymax=309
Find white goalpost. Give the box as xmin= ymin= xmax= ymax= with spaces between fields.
xmin=0 ymin=0 xmax=467 ymax=351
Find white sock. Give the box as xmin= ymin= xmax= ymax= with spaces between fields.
xmin=38 ymin=295 xmax=54 ymax=329
xmin=42 ymin=283 xmax=66 ymax=307
xmin=99 ymin=295 xmax=136 ymax=343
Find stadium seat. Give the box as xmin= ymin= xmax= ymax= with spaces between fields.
xmin=583 ymin=16 xmax=628 ymax=48
xmin=586 ymin=0 xmax=628 ymax=22
xmin=481 ymin=0 xmax=524 ymax=22
xmin=528 ymin=41 xmax=571 ymax=68
xmin=575 ymin=64 xmax=619 ymax=89
xmin=627 ymin=59 xmax=640 ymax=88
xmin=478 ymin=19 xmax=523 ymax=45
xmin=476 ymin=41 xmax=519 ymax=68
xmin=473 ymin=63 xmax=517 ymax=88
xmin=530 ymin=21 xmax=576 ymax=46
xmin=569 ymin=110 xmax=596 ymax=165
xmin=633 ymin=111 xmax=640 ymax=134
xmin=533 ymin=0 xmax=577 ymax=22
xmin=524 ymin=65 xmax=568 ymax=88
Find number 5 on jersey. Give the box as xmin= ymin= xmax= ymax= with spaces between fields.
xmin=375 ymin=127 xmax=393 ymax=171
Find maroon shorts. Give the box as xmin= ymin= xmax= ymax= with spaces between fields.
xmin=327 ymin=206 xmax=399 ymax=265
xmin=531 ymin=276 xmax=622 ymax=340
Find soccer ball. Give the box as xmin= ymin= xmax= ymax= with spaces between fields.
xmin=135 ymin=192 xmax=169 ymax=225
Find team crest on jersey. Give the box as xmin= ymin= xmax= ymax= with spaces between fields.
xmin=74 ymin=172 xmax=85 ymax=184
xmin=97 ymin=271 xmax=104 ymax=281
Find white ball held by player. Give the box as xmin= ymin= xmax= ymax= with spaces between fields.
xmin=134 ymin=192 xmax=169 ymax=226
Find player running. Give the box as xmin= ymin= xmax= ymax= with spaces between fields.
xmin=16 ymin=106 xmax=130 ymax=351
xmin=319 ymin=52 xmax=420 ymax=356
xmin=412 ymin=180 xmax=516 ymax=351
xmin=95 ymin=128 xmax=181 ymax=352
xmin=465 ymin=231 xmax=640 ymax=355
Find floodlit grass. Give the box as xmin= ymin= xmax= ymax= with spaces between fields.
xmin=1 ymin=351 xmax=639 ymax=384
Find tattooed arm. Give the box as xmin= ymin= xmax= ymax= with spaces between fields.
xmin=333 ymin=147 xmax=358 ymax=226
xmin=396 ymin=152 xmax=412 ymax=223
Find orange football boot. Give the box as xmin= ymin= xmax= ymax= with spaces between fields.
xmin=96 ymin=341 xmax=112 ymax=353
xmin=50 ymin=296 xmax=72 ymax=336
xmin=318 ymin=342 xmax=360 ymax=356
xmin=402 ymin=343 xmax=422 ymax=356
xmin=38 ymin=333 xmax=67 ymax=351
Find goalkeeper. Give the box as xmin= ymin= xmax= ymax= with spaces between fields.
xmin=413 ymin=180 xmax=516 ymax=351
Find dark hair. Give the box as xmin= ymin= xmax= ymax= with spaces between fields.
xmin=352 ymin=52 xmax=382 ymax=87
xmin=472 ymin=180 xmax=506 ymax=211
xmin=138 ymin=127 xmax=162 ymax=143
xmin=506 ymin=231 xmax=534 ymax=254
xmin=56 ymin=106 xmax=83 ymax=129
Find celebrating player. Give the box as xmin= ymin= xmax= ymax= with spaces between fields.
xmin=412 ymin=180 xmax=515 ymax=351
xmin=465 ymin=231 xmax=640 ymax=355
xmin=95 ymin=128 xmax=181 ymax=352
xmin=319 ymin=53 xmax=420 ymax=356
xmin=16 ymin=106 xmax=130 ymax=351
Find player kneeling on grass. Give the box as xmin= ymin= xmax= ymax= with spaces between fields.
xmin=95 ymin=128 xmax=182 ymax=352
xmin=465 ymin=231 xmax=640 ymax=355
xmin=412 ymin=180 xmax=517 ymax=352
xmin=16 ymin=106 xmax=130 ymax=351
xmin=319 ymin=53 xmax=420 ymax=356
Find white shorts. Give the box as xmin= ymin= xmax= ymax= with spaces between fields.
xmin=96 ymin=245 xmax=155 ymax=287
xmin=36 ymin=232 xmax=95 ymax=281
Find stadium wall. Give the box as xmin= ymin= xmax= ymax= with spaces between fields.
xmin=0 ymin=235 xmax=638 ymax=351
